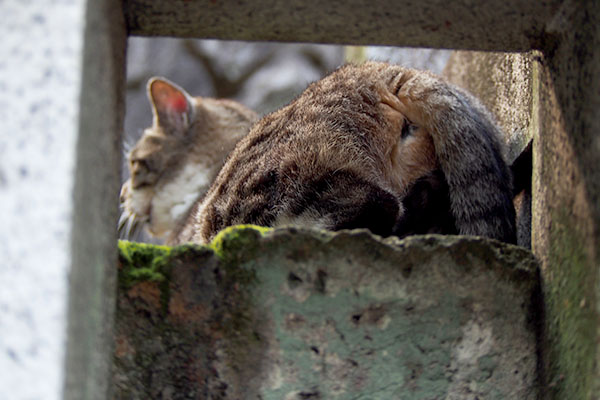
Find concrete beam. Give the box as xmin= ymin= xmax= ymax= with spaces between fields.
xmin=124 ymin=0 xmax=561 ymax=52
xmin=531 ymin=1 xmax=600 ymax=398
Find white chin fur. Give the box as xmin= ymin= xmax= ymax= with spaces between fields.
xmin=127 ymin=183 xmax=152 ymax=222
xmin=149 ymin=162 xmax=213 ymax=237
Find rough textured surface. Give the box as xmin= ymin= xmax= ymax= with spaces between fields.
xmin=124 ymin=0 xmax=561 ymax=52
xmin=62 ymin=0 xmax=127 ymax=399
xmin=0 ymin=1 xmax=83 ymax=400
xmin=443 ymin=51 xmax=535 ymax=250
xmin=531 ymin=2 xmax=600 ymax=398
xmin=114 ymin=226 xmax=541 ymax=399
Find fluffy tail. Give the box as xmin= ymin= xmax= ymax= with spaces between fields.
xmin=398 ymin=71 xmax=517 ymax=243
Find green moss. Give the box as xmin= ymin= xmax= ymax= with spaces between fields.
xmin=204 ymin=225 xmax=274 ymax=373
xmin=117 ymin=228 xmax=274 ymax=385
xmin=210 ymin=224 xmax=271 ymax=264
xmin=544 ymin=207 xmax=598 ymax=399
xmin=208 ymin=224 xmax=270 ymax=307
xmin=118 ymin=240 xmax=173 ymax=287
xmin=117 ymin=226 xmax=270 ymax=311
xmin=118 ymin=240 xmax=176 ymax=313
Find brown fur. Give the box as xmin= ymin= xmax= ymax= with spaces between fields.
xmin=187 ymin=61 xmax=516 ymax=244
xmin=119 ymin=77 xmax=258 ymax=244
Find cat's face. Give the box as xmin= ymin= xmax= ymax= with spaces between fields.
xmin=120 ymin=128 xmax=181 ymax=238
xmin=119 ymin=78 xmax=257 ymax=240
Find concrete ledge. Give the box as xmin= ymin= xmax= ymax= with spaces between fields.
xmin=63 ymin=0 xmax=127 ymax=399
xmin=124 ymin=0 xmax=561 ymax=52
xmin=114 ymin=226 xmax=541 ymax=399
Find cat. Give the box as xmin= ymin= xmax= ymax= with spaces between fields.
xmin=187 ymin=61 xmax=516 ymax=245
xmin=119 ymin=77 xmax=258 ymax=245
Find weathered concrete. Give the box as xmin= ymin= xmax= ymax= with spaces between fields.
xmin=531 ymin=2 xmax=600 ymax=398
xmin=123 ymin=0 xmax=561 ymax=52
xmin=114 ymin=226 xmax=541 ymax=399
xmin=0 ymin=2 xmax=84 ymax=399
xmin=63 ymin=0 xmax=127 ymax=399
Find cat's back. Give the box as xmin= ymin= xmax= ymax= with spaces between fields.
xmin=192 ymin=63 xmax=407 ymax=243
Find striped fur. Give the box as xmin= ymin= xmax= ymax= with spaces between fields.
xmin=189 ymin=62 xmax=516 ymax=244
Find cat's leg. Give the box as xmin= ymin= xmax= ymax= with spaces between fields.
xmin=281 ymin=170 xmax=401 ymax=237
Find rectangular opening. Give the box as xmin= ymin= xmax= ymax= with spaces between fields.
xmin=119 ymin=38 xmax=452 ymax=244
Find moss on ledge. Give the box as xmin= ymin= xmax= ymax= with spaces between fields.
xmin=118 ymin=241 xmax=172 ymax=288
xmin=115 ymin=225 xmax=541 ymax=399
xmin=210 ymin=224 xmax=271 ymax=264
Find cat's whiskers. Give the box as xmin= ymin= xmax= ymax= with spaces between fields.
xmin=131 ymin=218 xmax=144 ymax=239
xmin=117 ymin=210 xmax=131 ymax=238
xmin=124 ymin=213 xmax=137 ymax=240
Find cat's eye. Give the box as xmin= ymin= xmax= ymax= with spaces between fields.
xmin=131 ymin=159 xmax=149 ymax=173
xmin=145 ymin=135 xmax=163 ymax=146
xmin=401 ymin=121 xmax=417 ymax=139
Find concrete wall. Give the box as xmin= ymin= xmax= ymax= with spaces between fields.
xmin=123 ymin=0 xmax=561 ymax=51
xmin=0 ymin=2 xmax=83 ymax=399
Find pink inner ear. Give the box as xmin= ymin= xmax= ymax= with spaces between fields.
xmin=168 ymin=93 xmax=188 ymax=113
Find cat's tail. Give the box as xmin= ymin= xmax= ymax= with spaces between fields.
xmin=397 ymin=71 xmax=517 ymax=244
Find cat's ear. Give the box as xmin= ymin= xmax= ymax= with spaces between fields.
xmin=147 ymin=77 xmax=196 ymax=134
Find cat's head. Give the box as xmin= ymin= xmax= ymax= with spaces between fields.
xmin=119 ymin=77 xmax=257 ymax=241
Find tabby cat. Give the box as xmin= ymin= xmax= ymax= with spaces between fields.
xmin=119 ymin=77 xmax=258 ymax=244
xmin=187 ymin=61 xmax=516 ymax=245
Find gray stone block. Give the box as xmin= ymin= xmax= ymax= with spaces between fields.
xmin=114 ymin=226 xmax=541 ymax=399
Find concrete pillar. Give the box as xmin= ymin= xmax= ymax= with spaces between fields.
xmin=62 ymin=0 xmax=127 ymax=399
xmin=531 ymin=2 xmax=600 ymax=398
